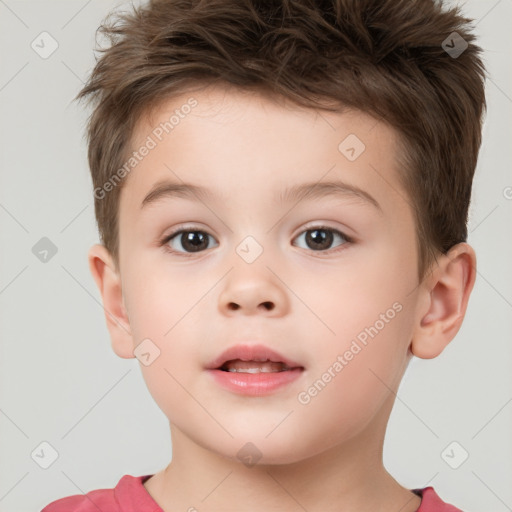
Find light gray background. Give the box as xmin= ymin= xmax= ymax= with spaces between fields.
xmin=0 ymin=1 xmax=511 ymax=511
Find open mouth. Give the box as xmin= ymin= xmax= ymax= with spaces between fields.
xmin=207 ymin=348 xmax=305 ymax=395
xmin=218 ymin=359 xmax=297 ymax=373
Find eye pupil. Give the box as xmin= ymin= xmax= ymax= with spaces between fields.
xmin=182 ymin=231 xmax=208 ymax=252
xmin=306 ymin=229 xmax=333 ymax=250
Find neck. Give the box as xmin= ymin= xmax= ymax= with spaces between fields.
xmin=144 ymin=395 xmax=422 ymax=512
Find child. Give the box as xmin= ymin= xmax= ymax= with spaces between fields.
xmin=42 ymin=0 xmax=486 ymax=510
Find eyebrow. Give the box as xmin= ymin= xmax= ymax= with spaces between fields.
xmin=140 ymin=178 xmax=382 ymax=214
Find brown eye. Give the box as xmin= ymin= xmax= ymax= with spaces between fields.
xmin=293 ymin=227 xmax=349 ymax=252
xmin=163 ymin=229 xmax=218 ymax=254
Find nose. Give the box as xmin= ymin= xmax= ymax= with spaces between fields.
xmin=218 ymin=269 xmax=289 ymax=317
xmin=227 ymin=299 xmax=274 ymax=312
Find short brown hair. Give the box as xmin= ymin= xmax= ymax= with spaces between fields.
xmin=77 ymin=0 xmax=486 ymax=280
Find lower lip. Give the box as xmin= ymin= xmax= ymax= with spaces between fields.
xmin=206 ymin=368 xmax=304 ymax=396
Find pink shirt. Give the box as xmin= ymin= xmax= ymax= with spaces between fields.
xmin=41 ymin=474 xmax=463 ymax=511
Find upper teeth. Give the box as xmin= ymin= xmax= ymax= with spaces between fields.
xmin=227 ymin=367 xmax=282 ymax=373
xmin=222 ymin=360 xmax=290 ymax=373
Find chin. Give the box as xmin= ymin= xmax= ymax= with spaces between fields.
xmin=212 ymin=434 xmax=322 ymax=467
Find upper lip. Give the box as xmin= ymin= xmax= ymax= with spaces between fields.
xmin=206 ymin=343 xmax=304 ymax=370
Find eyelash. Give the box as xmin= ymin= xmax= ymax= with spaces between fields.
xmin=158 ymin=224 xmax=354 ymax=257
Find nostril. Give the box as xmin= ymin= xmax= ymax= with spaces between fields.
xmin=226 ymin=302 xmax=274 ymax=311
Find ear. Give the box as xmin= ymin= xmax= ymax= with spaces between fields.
xmin=88 ymin=244 xmax=135 ymax=359
xmin=411 ymin=242 xmax=476 ymax=359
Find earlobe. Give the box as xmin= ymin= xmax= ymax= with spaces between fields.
xmin=411 ymin=243 xmax=476 ymax=359
xmin=87 ymin=244 xmax=135 ymax=359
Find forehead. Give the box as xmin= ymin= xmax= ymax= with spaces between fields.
xmin=120 ymin=84 xmax=408 ymax=220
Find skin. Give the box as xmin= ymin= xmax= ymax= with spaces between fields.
xmin=88 ymin=84 xmax=476 ymax=512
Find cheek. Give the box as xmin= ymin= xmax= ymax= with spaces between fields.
xmin=296 ymin=305 xmax=413 ymax=442
xmin=123 ymin=257 xmax=204 ymax=338
xmin=319 ymin=258 xmax=412 ymax=348
xmin=342 ymin=283 xmax=413 ymax=380
xmin=129 ymin=282 xmax=207 ymax=425
xmin=306 ymin=259 xmax=416 ymax=426
xmin=122 ymin=262 xmax=207 ymax=399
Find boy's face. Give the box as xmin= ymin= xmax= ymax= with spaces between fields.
xmin=110 ymin=85 xmax=426 ymax=463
